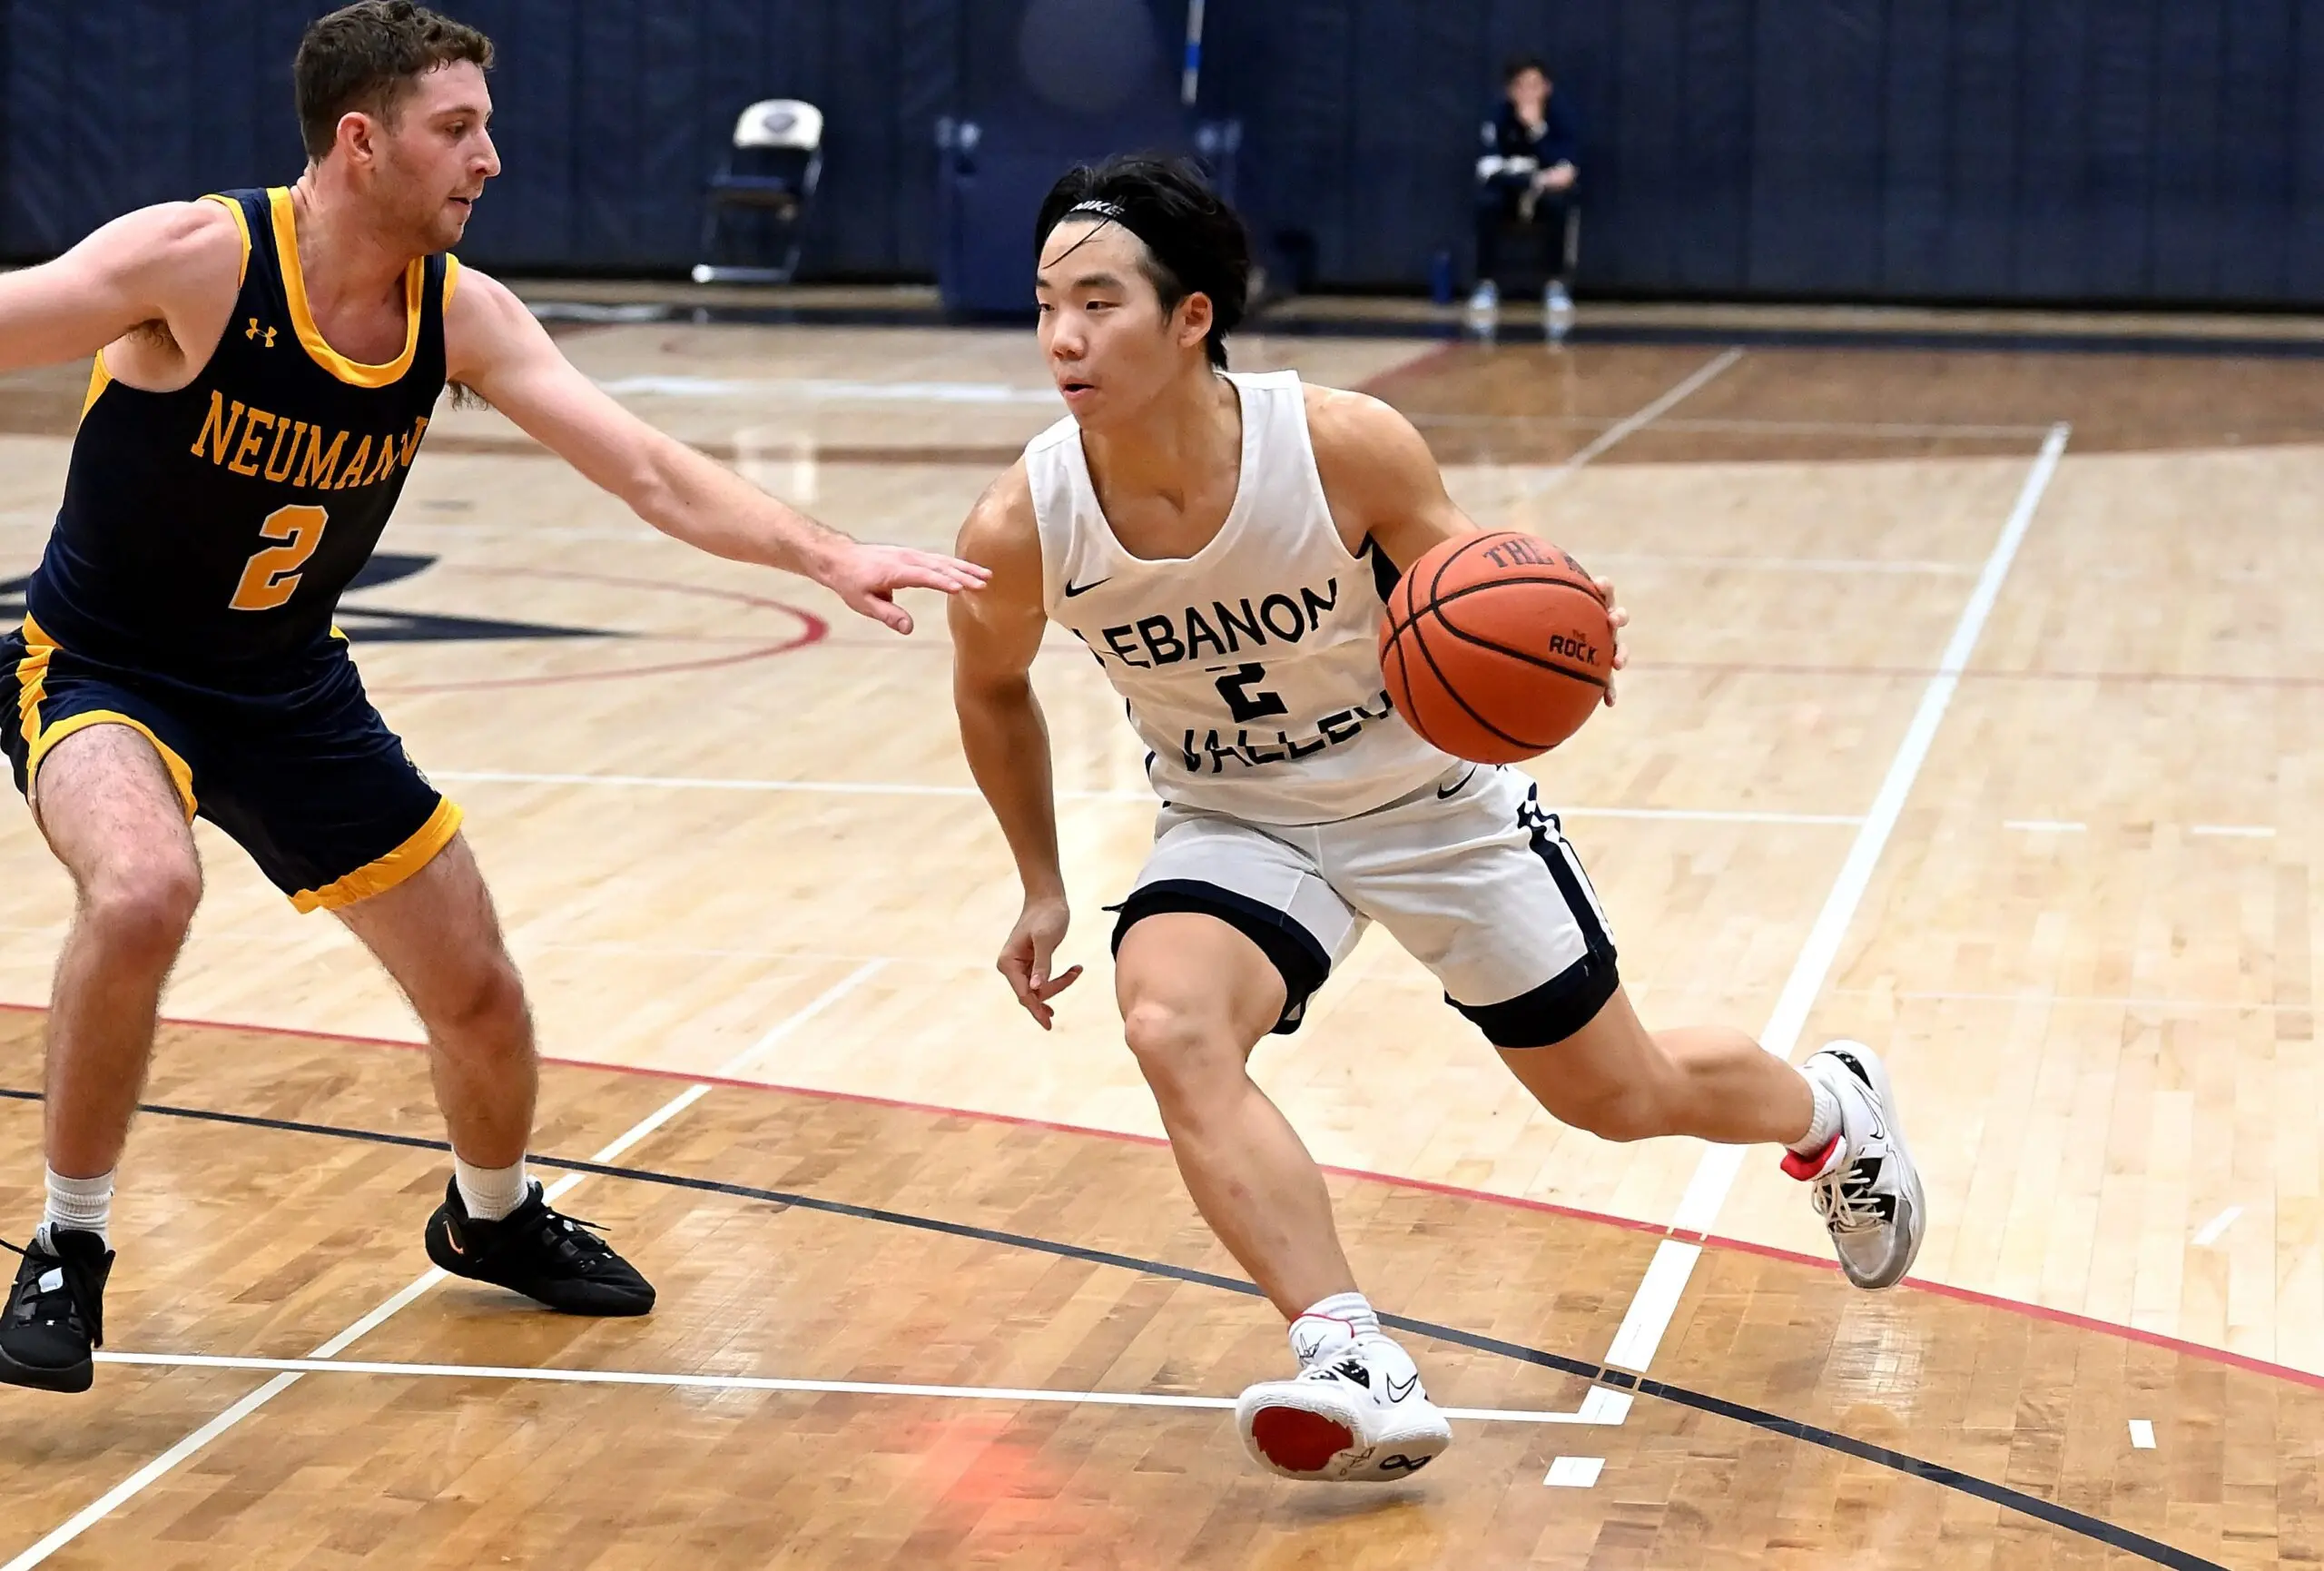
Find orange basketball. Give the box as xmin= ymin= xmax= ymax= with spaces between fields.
xmin=1378 ymin=531 xmax=1612 ymax=764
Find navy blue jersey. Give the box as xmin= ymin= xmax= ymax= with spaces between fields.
xmin=28 ymin=187 xmax=454 ymax=689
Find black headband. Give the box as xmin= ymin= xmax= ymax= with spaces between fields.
xmin=1047 ymin=198 xmax=1228 ymax=323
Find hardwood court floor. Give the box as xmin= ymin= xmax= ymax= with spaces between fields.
xmin=1 ymin=312 xmax=2321 ymax=1566
xmin=3 ymin=1013 xmax=2318 ymax=1569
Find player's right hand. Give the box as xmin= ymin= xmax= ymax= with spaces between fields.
xmin=999 ymin=895 xmax=1081 ymax=1030
xmin=821 ymin=541 xmax=992 ymax=635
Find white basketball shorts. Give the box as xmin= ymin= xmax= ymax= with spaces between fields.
xmin=1108 ymin=763 xmax=1620 ymax=1046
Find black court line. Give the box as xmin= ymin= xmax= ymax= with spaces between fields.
xmin=518 ymin=294 xmax=2324 ymax=361
xmin=0 ymin=1085 xmax=2225 ymax=1570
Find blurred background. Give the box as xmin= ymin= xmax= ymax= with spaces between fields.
xmin=2 ymin=0 xmax=2316 ymax=310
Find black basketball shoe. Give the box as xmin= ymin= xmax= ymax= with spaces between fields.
xmin=424 ymin=1179 xmax=655 ymax=1316
xmin=0 ymin=1228 xmax=113 ymax=1393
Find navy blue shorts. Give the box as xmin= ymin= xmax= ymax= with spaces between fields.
xmin=0 ymin=616 xmax=459 ymax=912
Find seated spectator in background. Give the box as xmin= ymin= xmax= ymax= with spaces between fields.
xmin=1472 ymin=55 xmax=1578 ymax=317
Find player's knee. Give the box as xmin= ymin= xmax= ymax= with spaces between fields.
xmin=81 ymin=855 xmax=202 ymax=963
xmin=435 ymin=953 xmax=529 ymax=1042
xmin=1561 ymin=1087 xmax=1673 ymax=1148
xmin=1121 ymin=998 xmax=1238 ymax=1101
xmin=1552 ymin=1082 xmax=1671 ymax=1144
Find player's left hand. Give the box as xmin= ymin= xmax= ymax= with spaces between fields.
xmin=822 ymin=542 xmax=993 ymax=634
xmin=1594 ymin=574 xmax=1629 ymax=706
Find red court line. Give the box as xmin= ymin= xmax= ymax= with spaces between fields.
xmin=365 ymin=568 xmax=828 ymax=695
xmin=4 ymin=996 xmax=2318 ymax=1397
xmin=1352 ymin=338 xmax=1462 ymax=393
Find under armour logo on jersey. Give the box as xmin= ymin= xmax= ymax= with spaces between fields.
xmin=245 ymin=318 xmax=277 ymax=348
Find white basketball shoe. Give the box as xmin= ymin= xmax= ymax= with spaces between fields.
xmin=1236 ymin=1331 xmax=1452 ymax=1482
xmin=1783 ymin=1040 xmax=1926 ymax=1289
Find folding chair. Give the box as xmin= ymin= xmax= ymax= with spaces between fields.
xmin=690 ymin=99 xmax=824 ymax=284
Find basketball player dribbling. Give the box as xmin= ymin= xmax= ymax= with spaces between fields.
xmin=950 ymin=156 xmax=1925 ymax=1482
xmin=0 ymin=2 xmax=986 ymax=1394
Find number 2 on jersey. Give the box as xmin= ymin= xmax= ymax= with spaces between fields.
xmin=1213 ymin=662 xmax=1288 ymax=724
xmin=229 ymin=504 xmax=329 ymax=612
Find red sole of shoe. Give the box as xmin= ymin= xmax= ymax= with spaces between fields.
xmin=1250 ymin=1407 xmax=1355 ymax=1474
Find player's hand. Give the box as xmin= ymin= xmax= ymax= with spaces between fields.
xmin=999 ymin=894 xmax=1083 ymax=1030
xmin=1594 ymin=574 xmax=1629 ymax=706
xmin=821 ymin=542 xmax=992 ymax=635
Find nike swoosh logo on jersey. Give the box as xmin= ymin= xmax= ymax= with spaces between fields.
xmin=1062 ymin=577 xmax=1111 ymax=598
xmin=1436 ymin=767 xmax=1477 ymax=799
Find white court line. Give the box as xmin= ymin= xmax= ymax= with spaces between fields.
xmin=1600 ymin=422 xmax=2072 ymax=1375
xmin=1520 ymin=347 xmax=1746 ymax=493
xmin=2190 ymin=824 xmax=2275 ymax=838
xmin=2004 ymin=819 xmax=2086 ymax=833
xmin=2 ymin=962 xmax=883 ymax=1569
xmin=426 ymin=769 xmax=1859 ymax=827
xmin=2191 ymin=1206 xmax=2243 ymax=1248
xmin=1543 ymin=1456 xmax=1606 ymax=1487
xmin=84 ymin=1350 xmax=1624 ymax=1428
xmin=2129 ymin=1419 xmax=2157 ymax=1450
xmin=1601 ymin=1241 xmax=1700 ymax=1372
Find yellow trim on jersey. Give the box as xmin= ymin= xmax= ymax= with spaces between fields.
xmin=80 ymin=353 xmax=110 ymax=420
xmin=198 ymin=192 xmax=252 ymax=288
xmin=13 ymin=618 xmax=197 ymax=821
xmin=290 ymin=796 xmax=462 ymax=913
xmin=28 ymin=713 xmax=197 ymax=821
xmin=268 ymin=186 xmax=423 ymax=390
xmin=444 ymin=253 xmax=460 ymax=307
xmin=80 ymin=198 xmax=244 ymax=426
xmin=13 ymin=616 xmax=50 ymax=749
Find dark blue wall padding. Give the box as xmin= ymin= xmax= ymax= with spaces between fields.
xmin=3 ymin=0 xmax=2321 ymax=304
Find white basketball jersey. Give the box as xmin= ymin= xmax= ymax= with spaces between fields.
xmin=1026 ymin=370 xmax=1448 ymax=824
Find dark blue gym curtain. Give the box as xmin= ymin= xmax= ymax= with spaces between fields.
xmin=1 ymin=0 xmax=2319 ymax=303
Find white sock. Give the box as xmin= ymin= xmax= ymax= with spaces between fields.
xmin=454 ymin=1157 xmax=528 ymax=1222
xmin=43 ymin=1167 xmax=114 ymax=1245
xmin=1289 ymin=1291 xmax=1381 ymax=1365
xmin=1787 ymin=1073 xmax=1844 ymax=1159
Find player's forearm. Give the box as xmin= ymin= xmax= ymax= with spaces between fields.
xmin=633 ymin=435 xmax=853 ymax=580
xmin=954 ymin=677 xmax=1068 ymax=902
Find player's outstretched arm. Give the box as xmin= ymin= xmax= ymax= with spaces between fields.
xmin=950 ymin=464 xmax=1081 ymax=1029
xmin=0 ymin=201 xmax=243 ymax=377
xmin=1308 ymin=385 xmax=1630 ymax=702
xmin=445 ymin=266 xmax=988 ymax=633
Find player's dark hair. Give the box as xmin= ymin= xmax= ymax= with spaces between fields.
xmin=295 ymin=1 xmax=495 ymax=161
xmin=1503 ymin=54 xmax=1551 ymax=84
xmin=1035 ymin=155 xmax=1250 ymax=371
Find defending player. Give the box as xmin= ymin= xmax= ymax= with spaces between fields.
xmin=0 ymin=2 xmax=985 ymax=1393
